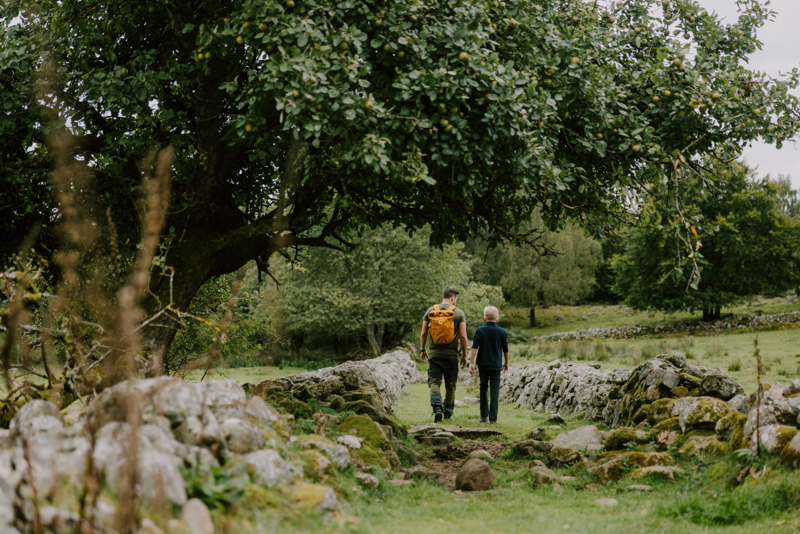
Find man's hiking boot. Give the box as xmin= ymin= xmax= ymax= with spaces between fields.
xmin=434 ymin=411 xmax=443 ymax=423
xmin=479 ymin=417 xmax=488 ymax=423
xmin=489 ymin=420 xmax=498 ymax=425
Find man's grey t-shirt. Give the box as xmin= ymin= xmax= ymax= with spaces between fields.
xmin=423 ymin=303 xmax=466 ymax=360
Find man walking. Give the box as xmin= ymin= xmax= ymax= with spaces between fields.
xmin=468 ymin=306 xmax=509 ymax=424
xmin=421 ymin=286 xmax=468 ymax=423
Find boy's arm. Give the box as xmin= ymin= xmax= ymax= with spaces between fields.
xmin=468 ymin=348 xmax=478 ymax=375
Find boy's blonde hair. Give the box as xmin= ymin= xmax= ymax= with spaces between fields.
xmin=483 ymin=306 xmax=499 ymax=321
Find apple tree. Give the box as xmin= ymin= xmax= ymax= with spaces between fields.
xmin=1 ymin=0 xmax=799 ymax=361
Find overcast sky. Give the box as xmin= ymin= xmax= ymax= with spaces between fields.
xmin=697 ymin=0 xmax=800 ymax=188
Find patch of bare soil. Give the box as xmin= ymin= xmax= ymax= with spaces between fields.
xmin=424 ymin=440 xmax=508 ymax=490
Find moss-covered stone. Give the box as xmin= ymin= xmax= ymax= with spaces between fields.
xmin=648 ymin=399 xmax=676 ymax=425
xmin=674 ymin=429 xmax=716 ymax=451
xmin=604 ymin=428 xmax=643 ymax=451
xmin=592 ymin=452 xmax=672 ymax=482
xmin=652 ymin=417 xmax=682 ymax=448
xmin=338 ymin=414 xmax=393 ymax=470
xmin=239 ymin=484 xmax=283 ymax=510
xmin=671 ymin=397 xmax=729 ymax=431
xmin=548 ymin=447 xmax=584 ymax=468
xmin=754 ymin=424 xmax=798 ymax=455
xmin=609 ymin=451 xmax=672 ymax=467
xmin=702 ymin=440 xmax=730 ymax=456
xmin=653 ymin=417 xmax=681 ymax=432
xmin=730 ymin=424 xmax=751 ymax=451
xmin=299 ymin=449 xmax=331 ymax=478
xmin=291 ymin=482 xmax=336 ymax=511
xmin=780 ymin=432 xmax=800 ymax=467
xmin=679 ymin=373 xmax=702 ymax=387
xmin=632 ymin=404 xmax=650 ymax=424
xmin=342 ymin=389 xmax=380 ymax=402
xmin=339 ymin=415 xmax=390 ymax=450
xmin=327 ymin=395 xmax=345 ymax=411
xmin=353 ymin=445 xmax=390 ymax=469
xmin=715 ymin=411 xmax=747 ymax=443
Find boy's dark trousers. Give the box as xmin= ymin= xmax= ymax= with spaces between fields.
xmin=479 ymin=369 xmax=501 ymax=422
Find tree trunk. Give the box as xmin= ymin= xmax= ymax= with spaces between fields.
xmin=530 ymin=306 xmax=536 ymax=328
xmin=365 ymin=307 xmax=381 ymax=357
xmin=702 ymin=308 xmax=710 ymax=322
xmin=713 ymin=306 xmax=721 ymax=320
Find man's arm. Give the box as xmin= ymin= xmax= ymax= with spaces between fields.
xmin=503 ymin=352 xmax=509 ymax=372
xmin=458 ymin=321 xmax=468 ymax=368
xmin=420 ymin=320 xmax=429 ymax=362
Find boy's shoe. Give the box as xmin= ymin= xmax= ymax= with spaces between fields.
xmin=479 ymin=417 xmax=488 ymax=423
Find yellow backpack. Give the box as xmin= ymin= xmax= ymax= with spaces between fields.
xmin=428 ymin=304 xmax=456 ymax=344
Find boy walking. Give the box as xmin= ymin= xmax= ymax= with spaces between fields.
xmin=468 ymin=306 xmax=509 ymax=424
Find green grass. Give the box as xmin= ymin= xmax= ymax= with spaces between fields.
xmin=393 ymin=378 xmax=597 ymax=442
xmin=496 ymin=296 xmax=800 ymax=337
xmin=349 ymin=379 xmax=800 ymax=534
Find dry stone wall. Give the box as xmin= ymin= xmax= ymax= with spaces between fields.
xmin=499 ymin=360 xmax=632 ymax=420
xmin=500 ymin=353 xmax=745 ymax=426
xmin=503 ymin=353 xmax=800 ymax=473
xmin=0 ymin=349 xmax=419 ymax=534
xmin=533 ymin=311 xmax=800 ymax=342
xmin=264 ymin=349 xmax=418 ymax=411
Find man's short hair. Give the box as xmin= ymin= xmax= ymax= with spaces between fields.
xmin=442 ymin=286 xmax=460 ymax=300
xmin=483 ymin=306 xmax=499 ymax=321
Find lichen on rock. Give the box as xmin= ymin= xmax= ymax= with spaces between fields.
xmin=603 ymin=428 xmax=645 ymax=451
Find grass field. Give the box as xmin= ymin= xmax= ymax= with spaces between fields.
xmin=496 ymin=295 xmax=800 ymax=336
xmin=509 ymin=327 xmax=800 ymax=393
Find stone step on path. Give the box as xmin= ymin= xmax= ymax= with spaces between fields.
xmin=408 ymin=424 xmax=503 ymax=444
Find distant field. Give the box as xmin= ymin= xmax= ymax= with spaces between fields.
xmin=508 ymin=327 xmax=800 ymax=394
xmin=497 ymin=295 xmax=800 ymax=336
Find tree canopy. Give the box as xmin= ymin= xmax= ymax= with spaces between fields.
xmin=612 ymin=162 xmax=800 ymax=319
xmin=2 ymin=0 xmax=799 ymax=356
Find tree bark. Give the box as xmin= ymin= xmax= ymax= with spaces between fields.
xmin=702 ymin=308 xmax=710 ymax=322
xmin=530 ymin=306 xmax=536 ymax=328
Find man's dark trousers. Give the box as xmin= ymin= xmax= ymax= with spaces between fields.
xmin=428 ymin=358 xmax=459 ymax=418
xmin=479 ymin=369 xmax=501 ymax=422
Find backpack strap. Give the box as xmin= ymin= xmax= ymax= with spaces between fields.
xmin=446 ymin=305 xmax=456 ymax=313
xmin=433 ymin=304 xmax=441 ymax=315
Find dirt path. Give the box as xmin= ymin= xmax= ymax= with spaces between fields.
xmin=422 ymin=440 xmax=508 ymax=490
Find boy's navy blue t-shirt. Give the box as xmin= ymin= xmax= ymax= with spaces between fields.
xmin=472 ymin=322 xmax=508 ymax=371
